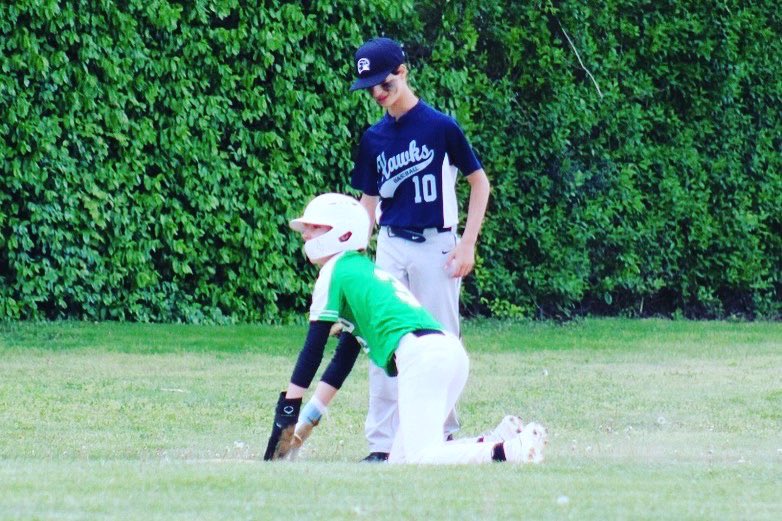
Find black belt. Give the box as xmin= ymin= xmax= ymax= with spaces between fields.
xmin=411 ymin=329 xmax=445 ymax=337
xmin=386 ymin=226 xmax=453 ymax=243
xmin=390 ymin=329 xmax=445 ymax=375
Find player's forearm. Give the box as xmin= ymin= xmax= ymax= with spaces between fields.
xmin=311 ymin=381 xmax=339 ymax=408
xmin=285 ymin=383 xmax=308 ymax=399
xmin=359 ymin=194 xmax=379 ymax=232
xmin=461 ymin=169 xmax=490 ymax=245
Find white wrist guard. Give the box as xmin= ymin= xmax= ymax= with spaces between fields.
xmin=301 ymin=396 xmax=327 ymax=425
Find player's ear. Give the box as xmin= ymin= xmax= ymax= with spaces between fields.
xmin=338 ymin=231 xmax=353 ymax=243
xmin=396 ymin=64 xmax=408 ymax=81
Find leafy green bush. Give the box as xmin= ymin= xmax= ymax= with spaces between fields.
xmin=1 ymin=0 xmax=779 ymax=322
xmin=406 ymin=0 xmax=781 ymax=319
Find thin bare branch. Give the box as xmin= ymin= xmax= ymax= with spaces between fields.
xmin=558 ymin=19 xmax=604 ymax=98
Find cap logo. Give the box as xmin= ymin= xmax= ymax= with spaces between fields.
xmin=357 ymin=58 xmax=370 ymax=75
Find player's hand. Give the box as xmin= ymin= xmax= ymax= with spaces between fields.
xmin=445 ymin=241 xmax=476 ymax=278
xmin=263 ymin=392 xmax=302 ymax=461
xmin=328 ymin=322 xmax=344 ymax=337
xmin=287 ymin=397 xmax=327 ymax=460
xmin=287 ymin=420 xmax=315 ymax=461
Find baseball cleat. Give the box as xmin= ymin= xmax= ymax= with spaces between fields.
xmin=503 ymin=421 xmax=548 ymax=464
xmin=482 ymin=415 xmax=524 ymax=443
xmin=360 ymin=451 xmax=389 ymax=463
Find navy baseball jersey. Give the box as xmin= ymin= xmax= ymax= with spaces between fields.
xmin=351 ymin=101 xmax=482 ymax=229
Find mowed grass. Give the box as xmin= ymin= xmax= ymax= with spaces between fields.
xmin=0 ymin=318 xmax=780 ymax=520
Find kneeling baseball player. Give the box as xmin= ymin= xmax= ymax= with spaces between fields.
xmin=264 ymin=193 xmax=547 ymax=464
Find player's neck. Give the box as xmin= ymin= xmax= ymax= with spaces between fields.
xmin=313 ymin=254 xmax=335 ymax=266
xmin=387 ymin=90 xmax=419 ymax=120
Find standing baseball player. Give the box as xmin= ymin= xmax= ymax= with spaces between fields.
xmin=349 ymin=37 xmax=491 ymax=461
xmin=263 ymin=193 xmax=546 ymax=465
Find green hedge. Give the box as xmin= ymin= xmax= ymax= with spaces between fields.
xmin=1 ymin=0 xmax=779 ymax=322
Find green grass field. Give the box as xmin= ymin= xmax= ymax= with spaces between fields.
xmin=1 ymin=319 xmax=780 ymax=520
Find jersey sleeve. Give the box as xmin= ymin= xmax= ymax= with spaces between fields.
xmin=444 ymin=117 xmax=482 ymax=175
xmin=350 ymin=132 xmax=380 ymax=195
xmin=308 ymin=265 xmax=341 ymax=322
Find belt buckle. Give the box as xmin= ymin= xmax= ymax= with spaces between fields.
xmin=388 ymin=227 xmax=426 ymax=243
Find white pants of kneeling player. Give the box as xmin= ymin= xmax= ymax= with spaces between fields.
xmin=366 ymin=227 xmax=462 ymax=453
xmin=388 ymin=332 xmax=495 ymax=464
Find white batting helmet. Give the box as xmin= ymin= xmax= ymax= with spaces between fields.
xmin=289 ymin=193 xmax=370 ymax=262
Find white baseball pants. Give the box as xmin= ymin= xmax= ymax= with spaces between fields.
xmin=388 ymin=332 xmax=494 ymax=464
xmin=365 ymin=227 xmax=462 ymax=452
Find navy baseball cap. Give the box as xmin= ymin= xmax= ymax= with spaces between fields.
xmin=349 ymin=37 xmax=405 ymax=92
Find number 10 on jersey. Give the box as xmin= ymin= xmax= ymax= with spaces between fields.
xmin=412 ymin=174 xmax=437 ymax=203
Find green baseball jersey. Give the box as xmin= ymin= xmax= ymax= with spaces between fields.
xmin=309 ymin=251 xmax=443 ymax=376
